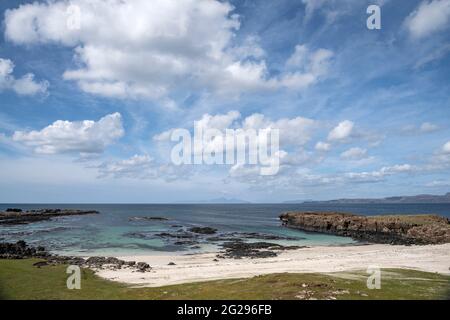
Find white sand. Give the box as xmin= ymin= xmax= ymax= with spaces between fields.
xmin=95 ymin=244 xmax=450 ymax=287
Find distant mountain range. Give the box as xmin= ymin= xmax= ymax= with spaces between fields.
xmin=285 ymin=193 xmax=450 ymax=204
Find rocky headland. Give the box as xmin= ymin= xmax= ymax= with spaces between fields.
xmin=280 ymin=212 xmax=450 ymax=245
xmin=0 ymin=208 xmax=99 ymax=225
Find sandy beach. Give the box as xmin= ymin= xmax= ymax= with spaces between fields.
xmin=95 ymin=243 xmax=450 ymax=287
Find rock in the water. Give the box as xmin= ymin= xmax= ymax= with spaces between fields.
xmin=188 ymin=227 xmax=218 ymax=234
xmin=0 ymin=208 xmax=99 ymax=225
xmin=129 ymin=216 xmax=169 ymax=222
xmin=174 ymin=240 xmax=199 ymax=246
xmin=229 ymin=232 xmax=301 ymax=241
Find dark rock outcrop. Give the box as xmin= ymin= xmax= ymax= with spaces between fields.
xmin=188 ymin=227 xmax=218 ymax=234
xmin=280 ymin=212 xmax=450 ymax=245
xmin=129 ymin=216 xmax=169 ymax=222
xmin=0 ymin=240 xmax=49 ymax=259
xmin=174 ymin=240 xmax=199 ymax=246
xmin=228 ymin=232 xmax=301 ymax=241
xmin=156 ymin=231 xmax=198 ymax=239
xmin=219 ymin=241 xmax=306 ymax=259
xmin=0 ymin=241 xmax=151 ymax=272
xmin=136 ymin=262 xmax=151 ymax=272
xmin=0 ymin=209 xmax=99 ymax=225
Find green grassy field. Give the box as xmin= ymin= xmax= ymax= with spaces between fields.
xmin=0 ymin=259 xmax=448 ymax=300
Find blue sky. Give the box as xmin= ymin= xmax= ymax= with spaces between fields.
xmin=0 ymin=0 xmax=449 ymax=203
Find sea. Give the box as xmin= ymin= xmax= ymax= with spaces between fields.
xmin=1 ymin=203 xmax=449 ymax=257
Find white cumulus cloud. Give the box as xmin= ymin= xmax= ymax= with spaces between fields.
xmin=327 ymin=120 xmax=354 ymax=142
xmin=0 ymin=58 xmax=48 ymax=96
xmin=12 ymin=113 xmax=124 ymax=155
xmin=4 ymin=0 xmax=333 ymax=102
xmin=154 ymin=111 xmax=316 ymax=147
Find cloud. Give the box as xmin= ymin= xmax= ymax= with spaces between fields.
xmin=153 ymin=111 xmax=241 ymax=143
xmin=340 ymin=147 xmax=367 ymax=160
xmin=98 ymin=154 xmax=154 ymax=178
xmin=197 ymin=111 xmax=241 ymax=131
xmin=425 ymin=180 xmax=450 ymax=187
xmin=4 ymin=1 xmax=333 ymax=103
xmin=153 ymin=129 xmax=176 ymax=142
xmin=301 ymin=0 xmax=378 ymax=25
xmin=282 ymin=45 xmax=334 ymax=89
xmin=315 ymin=141 xmax=331 ymax=152
xmin=229 ymin=35 xmax=266 ymax=60
xmin=442 ymin=141 xmax=450 ymax=153
xmin=344 ymin=164 xmax=415 ymax=182
xmin=0 ymin=58 xmax=48 ymax=96
xmin=97 ymin=154 xmax=191 ymax=181
xmin=228 ymin=148 xmax=314 ymax=179
xmin=302 ymin=0 xmax=328 ymax=21
xmin=401 ymin=122 xmax=440 ymax=135
xmin=327 ymin=120 xmax=354 ymax=142
xmin=414 ymin=43 xmax=450 ymax=68
xmin=242 ymin=113 xmax=316 ymax=146
xmin=154 ymin=110 xmax=317 ymax=147
xmin=420 ymin=122 xmax=440 ymax=133
xmin=227 ymin=161 xmax=418 ymax=190
xmin=419 ymin=142 xmax=450 ymax=171
xmin=151 ymin=111 xmax=317 ymax=178
xmin=404 ymin=0 xmax=450 ymax=39
xmin=12 ymin=113 xmax=124 ymax=155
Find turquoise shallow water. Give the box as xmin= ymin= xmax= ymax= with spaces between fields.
xmin=1 ymin=203 xmax=449 ymax=256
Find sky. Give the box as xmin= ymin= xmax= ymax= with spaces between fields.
xmin=0 ymin=0 xmax=449 ymax=203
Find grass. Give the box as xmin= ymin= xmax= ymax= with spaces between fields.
xmin=0 ymin=259 xmax=449 ymax=300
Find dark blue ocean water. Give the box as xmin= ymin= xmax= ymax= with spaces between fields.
xmin=1 ymin=203 xmax=449 ymax=256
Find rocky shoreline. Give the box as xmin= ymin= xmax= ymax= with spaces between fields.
xmin=0 ymin=241 xmax=151 ymax=272
xmin=0 ymin=208 xmax=99 ymax=225
xmin=280 ymin=212 xmax=450 ymax=245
